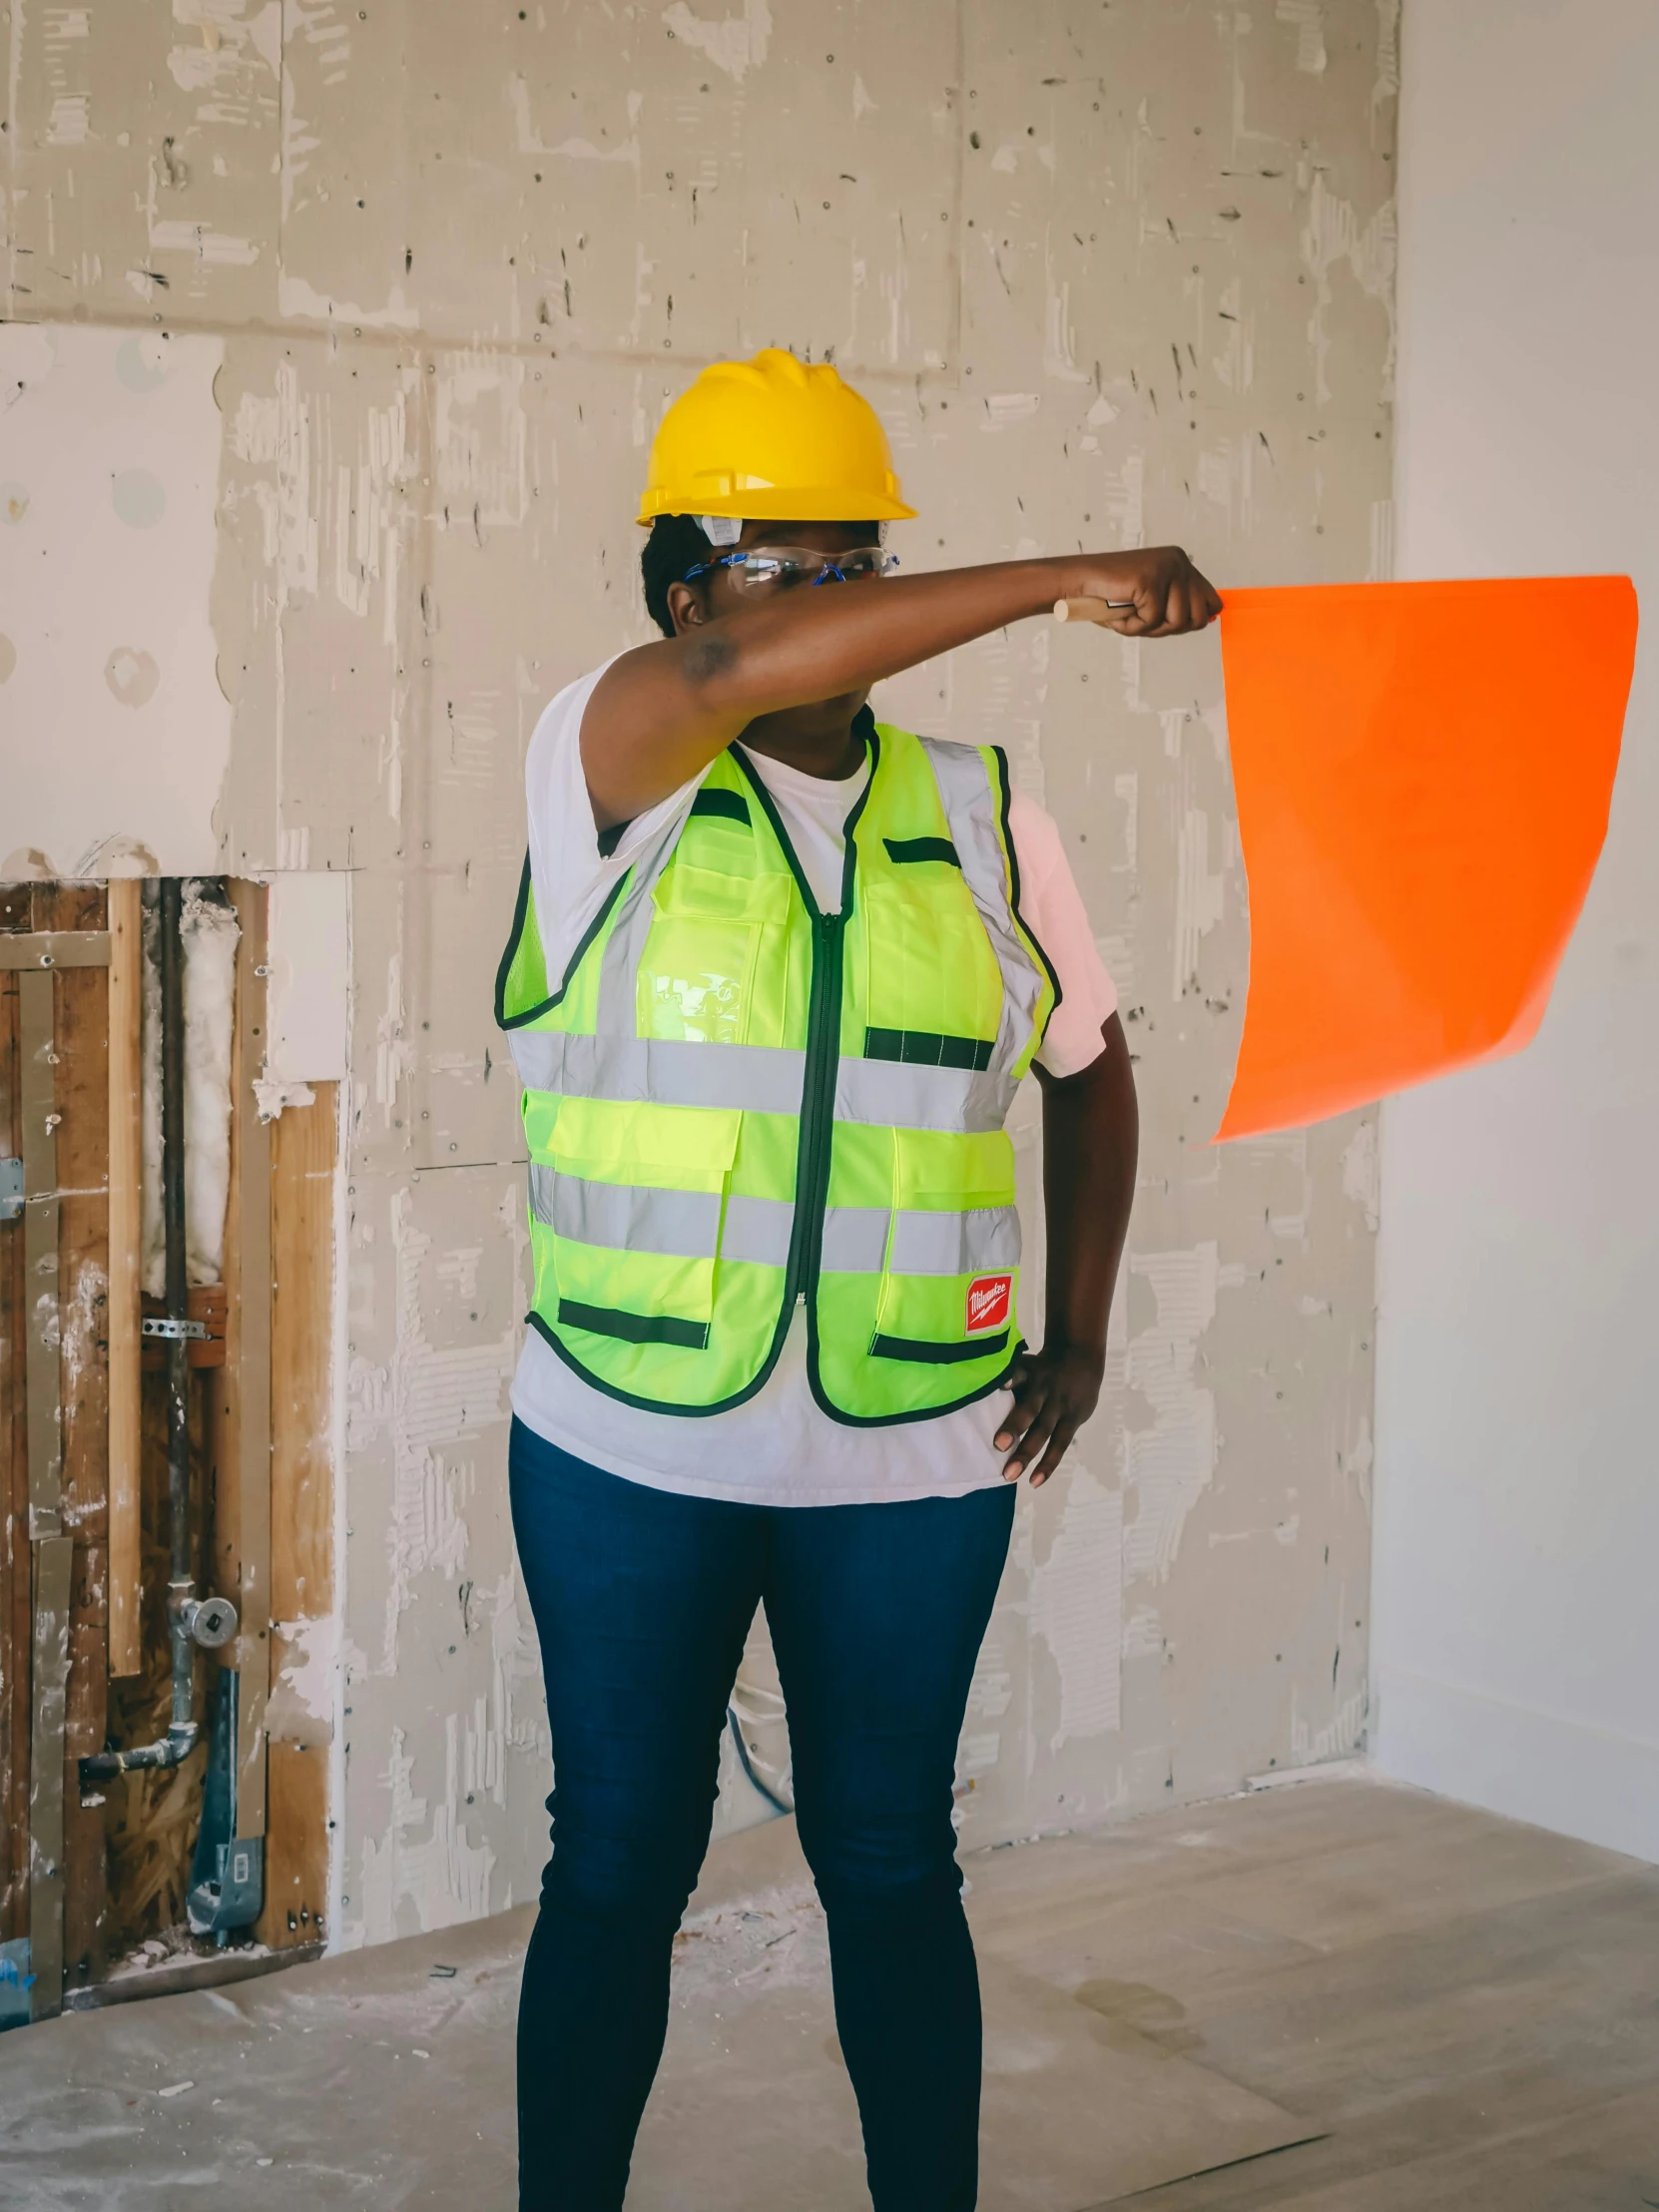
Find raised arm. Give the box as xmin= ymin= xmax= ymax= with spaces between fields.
xmin=581 ymin=546 xmax=1221 ymax=829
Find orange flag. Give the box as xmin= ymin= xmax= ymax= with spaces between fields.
xmin=1215 ymin=576 xmax=1637 ymax=1142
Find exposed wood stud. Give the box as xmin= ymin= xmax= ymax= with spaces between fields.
xmin=20 ymin=967 xmax=63 ymax=1544
xmin=260 ymin=1079 xmax=338 ymax=1950
xmin=51 ymin=880 xmax=113 ymax=1991
xmin=106 ymin=880 xmax=143 ymax=1678
xmin=224 ymin=880 xmax=274 ymax=1843
xmin=1 ymin=885 xmax=31 ymax=1946
xmin=28 ymin=1533 xmax=73 ymax=2021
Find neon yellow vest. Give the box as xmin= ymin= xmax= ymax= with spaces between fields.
xmin=496 ymin=718 xmax=1058 ymax=1425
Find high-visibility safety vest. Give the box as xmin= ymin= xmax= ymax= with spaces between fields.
xmin=496 ymin=717 xmax=1059 ymax=1425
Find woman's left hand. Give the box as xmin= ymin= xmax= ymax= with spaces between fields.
xmin=994 ymin=1343 xmax=1106 ymax=1485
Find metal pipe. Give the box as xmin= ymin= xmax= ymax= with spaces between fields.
xmin=82 ymin=881 xmax=201 ymax=1784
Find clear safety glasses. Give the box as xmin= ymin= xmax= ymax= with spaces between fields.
xmin=682 ymin=544 xmax=900 ymax=593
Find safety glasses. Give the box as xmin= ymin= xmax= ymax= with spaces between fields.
xmin=682 ymin=544 xmax=900 ymax=593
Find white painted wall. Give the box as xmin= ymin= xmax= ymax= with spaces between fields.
xmin=1376 ymin=0 xmax=1659 ymax=1860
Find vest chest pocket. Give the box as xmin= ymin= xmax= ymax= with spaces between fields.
xmin=858 ymin=878 xmax=1004 ymax=1057
xmin=639 ymin=864 xmax=797 ymax=1048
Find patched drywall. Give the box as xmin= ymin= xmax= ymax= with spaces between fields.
xmin=0 ymin=323 xmax=231 ymax=875
xmin=3 ymin=0 xmax=1393 ymax=1940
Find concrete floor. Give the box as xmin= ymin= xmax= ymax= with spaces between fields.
xmin=5 ymin=1771 xmax=1659 ymax=2208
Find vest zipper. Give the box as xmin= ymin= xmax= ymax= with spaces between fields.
xmin=787 ymin=908 xmax=844 ymax=1308
xmin=731 ymin=730 xmax=874 ymax=1348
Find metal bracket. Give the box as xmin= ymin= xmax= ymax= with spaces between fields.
xmin=0 ymin=1156 xmax=21 ymax=1224
xmin=141 ymin=1315 xmax=208 ymax=1343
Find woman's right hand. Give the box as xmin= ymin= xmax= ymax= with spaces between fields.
xmin=1058 ymin=545 xmax=1223 ymax=637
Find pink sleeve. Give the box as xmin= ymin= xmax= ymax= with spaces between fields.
xmin=1006 ymin=791 xmax=1117 ymax=1078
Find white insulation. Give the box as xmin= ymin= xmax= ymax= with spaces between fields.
xmin=140 ymin=881 xmax=241 ymax=1294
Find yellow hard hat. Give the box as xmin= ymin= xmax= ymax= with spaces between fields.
xmin=638 ymin=348 xmax=916 ymax=526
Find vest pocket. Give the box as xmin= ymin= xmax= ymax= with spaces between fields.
xmin=543 ymin=1099 xmax=741 ymax=1351
xmin=859 ymin=879 xmax=1004 ymax=1056
xmin=639 ymin=865 xmax=794 ymax=1047
xmin=865 ymin=1131 xmax=1021 ymax=1366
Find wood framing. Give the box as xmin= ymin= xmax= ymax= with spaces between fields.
xmin=27 ymin=1535 xmax=72 ymax=2020
xmin=217 ymin=880 xmax=274 ymax=1843
xmin=105 ymin=880 xmax=143 ymax=1679
xmin=0 ymin=883 xmax=113 ymax=2018
xmin=2 ymin=875 xmax=335 ymax=1997
xmin=271 ymin=1084 xmax=336 ymax=1629
xmin=51 ymin=881 xmax=113 ymax=1996
xmin=0 ymin=885 xmax=31 ymax=1949
xmin=261 ymin=1739 xmax=329 ymax=1947
xmin=258 ymin=1078 xmax=338 ymax=1949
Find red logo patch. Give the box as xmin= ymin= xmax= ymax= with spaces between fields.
xmin=965 ymin=1274 xmax=1012 ymax=1335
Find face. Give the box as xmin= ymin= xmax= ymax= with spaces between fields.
xmin=665 ymin=520 xmax=887 ymax=749
xmin=665 ymin=518 xmax=885 ymax=638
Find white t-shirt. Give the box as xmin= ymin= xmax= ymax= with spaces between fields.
xmin=508 ymin=662 xmax=1117 ymax=1506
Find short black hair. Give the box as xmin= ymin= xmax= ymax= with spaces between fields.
xmin=642 ymin=514 xmax=713 ymax=639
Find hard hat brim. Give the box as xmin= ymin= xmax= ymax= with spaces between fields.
xmin=637 ymin=485 xmax=917 ymax=527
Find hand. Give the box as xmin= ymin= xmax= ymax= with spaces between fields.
xmin=994 ymin=1343 xmax=1106 ymax=1485
xmin=1062 ymin=545 xmax=1222 ymax=638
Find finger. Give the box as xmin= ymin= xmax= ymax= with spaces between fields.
xmin=1185 ymin=568 xmax=1223 ymax=624
xmin=1002 ymin=1392 xmax=1059 ymax=1479
xmin=996 ymin=1399 xmax=1048 ymax=1468
xmin=992 ymin=1378 xmax=1043 ymax=1452
xmin=1134 ymin=582 xmax=1167 ymax=630
xmin=995 ymin=1373 xmax=1050 ymax=1457
xmin=1028 ymin=1413 xmax=1082 ymax=1488
xmin=1162 ymin=579 xmax=1193 ymax=633
xmin=1005 ymin=1411 xmax=1059 ymax=1480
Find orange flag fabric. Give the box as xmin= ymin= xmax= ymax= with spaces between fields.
xmin=1215 ymin=576 xmax=1637 ymax=1142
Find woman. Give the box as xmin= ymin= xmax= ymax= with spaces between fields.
xmin=499 ymin=348 xmax=1220 ymax=2209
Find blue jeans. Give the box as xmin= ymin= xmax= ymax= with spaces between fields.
xmin=509 ymin=1419 xmax=1016 ymax=2211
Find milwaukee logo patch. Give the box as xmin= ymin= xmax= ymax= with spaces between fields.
xmin=965 ymin=1274 xmax=1012 ymax=1335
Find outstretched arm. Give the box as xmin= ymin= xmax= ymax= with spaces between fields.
xmin=996 ymin=1013 xmax=1139 ymax=1485
xmin=581 ymin=548 xmax=1221 ymax=828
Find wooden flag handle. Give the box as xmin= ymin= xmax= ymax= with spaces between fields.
xmin=1053 ymin=597 xmax=1136 ymax=623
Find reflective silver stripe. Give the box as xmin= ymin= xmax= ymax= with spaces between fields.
xmin=821 ymin=1206 xmax=890 ymax=1274
xmin=528 ymin=1166 xmax=795 ymax=1268
xmin=511 ymin=1030 xmax=807 ymax=1114
xmin=890 ymin=1205 xmax=1021 ymax=1277
xmin=596 ymin=819 xmax=683 ymax=1036
xmin=834 ymin=1054 xmax=1017 ymax=1135
xmin=527 ymin=1162 xmax=557 ymax=1224
xmin=818 ymin=1204 xmax=1022 ymax=1277
xmin=514 ymin=1025 xmax=1014 ymax=1131
xmin=509 ymin=1027 xmax=562 ymax=1092
xmin=918 ymin=736 xmax=1050 ymax=1079
xmin=527 ymin=1167 xmax=1015 ymax=1280
xmin=719 ymin=1193 xmax=795 ymax=1268
xmin=529 ymin=1166 xmax=722 ymax=1258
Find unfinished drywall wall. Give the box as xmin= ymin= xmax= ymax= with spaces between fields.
xmin=3 ymin=0 xmax=1393 ymax=1943
xmin=1376 ymin=0 xmax=1659 ymax=1862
